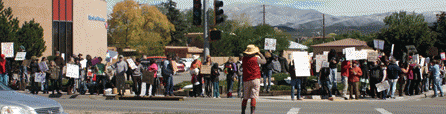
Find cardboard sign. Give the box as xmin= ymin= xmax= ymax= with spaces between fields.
xmin=66 ymin=63 xmax=79 ymax=78
xmin=142 ymin=70 xmax=155 ymax=84
xmin=441 ymin=52 xmax=445 ymax=60
xmin=91 ymin=58 xmax=100 ymax=66
xmin=376 ymin=80 xmax=390 ymax=92
xmin=38 ymin=62 xmax=49 ymax=72
xmin=293 ymin=52 xmax=311 ymax=77
xmin=264 ymin=38 xmax=277 ymax=51
xmin=367 ymin=51 xmax=379 ymax=62
xmin=345 ymin=47 xmax=356 ymax=60
xmin=1 ymin=42 xmax=14 ymax=58
xmin=15 ymin=52 xmax=26 ymax=61
xmin=373 ymin=39 xmax=385 ymax=50
xmin=34 ymin=73 xmax=46 ymax=83
xmin=127 ymin=59 xmax=138 ymax=70
xmin=200 ymin=65 xmax=212 ymax=75
xmin=315 ymin=54 xmax=328 ymax=72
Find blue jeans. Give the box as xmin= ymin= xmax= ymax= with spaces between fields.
xmin=405 ymin=80 xmax=412 ymax=95
xmin=213 ymin=81 xmax=219 ymax=97
xmin=262 ymin=69 xmax=272 ymax=91
xmin=227 ymin=77 xmax=234 ymax=93
xmin=164 ymin=76 xmax=174 ymax=95
xmin=433 ymin=77 xmax=444 ymax=96
xmin=291 ymin=79 xmax=302 ymax=99
xmin=0 ymin=74 xmax=8 ymax=86
xmin=330 ymin=68 xmax=338 ymax=91
xmin=321 ymin=80 xmax=332 ymax=98
xmin=237 ymin=75 xmax=243 ymax=97
xmin=387 ymin=79 xmax=398 ymax=98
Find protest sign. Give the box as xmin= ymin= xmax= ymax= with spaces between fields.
xmin=61 ymin=53 xmax=65 ymax=60
xmin=376 ymin=80 xmax=390 ymax=92
xmin=142 ymin=70 xmax=155 ymax=84
xmin=322 ymin=61 xmax=329 ymax=68
xmin=34 ymin=73 xmax=46 ymax=83
xmin=106 ymin=50 xmax=118 ymax=62
xmin=323 ymin=51 xmax=329 ymax=55
xmin=1 ymin=42 xmax=14 ymax=58
xmin=264 ymin=38 xmax=277 ymax=51
xmin=140 ymin=82 xmax=147 ymax=96
xmin=15 ymin=52 xmax=26 ymax=61
xmin=66 ymin=64 xmax=79 ymax=78
xmin=406 ymin=45 xmax=417 ymax=54
xmin=38 ymin=62 xmax=49 ymax=72
xmin=413 ymin=54 xmax=419 ymax=64
xmin=200 ymin=65 xmax=212 ymax=75
xmin=91 ymin=58 xmax=100 ymax=66
xmin=367 ymin=51 xmax=379 ymax=62
xmin=293 ymin=52 xmax=311 ymax=76
xmin=391 ymin=44 xmax=394 ymax=56
xmin=425 ymin=57 xmax=430 ymax=65
xmin=420 ymin=57 xmax=425 ymax=66
xmin=80 ymin=59 xmax=87 ymax=68
xmin=353 ymin=50 xmax=368 ymax=60
xmin=345 ymin=47 xmax=356 ymax=60
xmin=127 ymin=59 xmax=138 ymax=70
xmin=373 ymin=39 xmax=385 ymax=50
xmin=315 ymin=54 xmax=328 ymax=72
xmin=441 ymin=52 xmax=445 ymax=60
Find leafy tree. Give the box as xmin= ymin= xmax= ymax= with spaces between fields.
xmin=158 ymin=0 xmax=188 ymax=46
xmin=376 ymin=11 xmax=437 ymax=59
xmin=108 ymin=0 xmax=175 ymax=55
xmin=16 ymin=20 xmax=46 ymax=59
xmin=431 ymin=12 xmax=446 ymax=52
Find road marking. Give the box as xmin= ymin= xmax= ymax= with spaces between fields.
xmin=375 ymin=108 xmax=392 ymax=114
xmin=286 ymin=108 xmax=300 ymax=114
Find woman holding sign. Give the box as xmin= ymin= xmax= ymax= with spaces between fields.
xmin=29 ymin=56 xmax=40 ymax=94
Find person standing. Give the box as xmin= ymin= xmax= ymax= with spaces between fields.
xmin=348 ymin=61 xmax=362 ymax=100
xmin=54 ymin=51 xmax=64 ymax=94
xmin=202 ymin=55 xmax=213 ymax=97
xmin=328 ymin=49 xmax=339 ymax=96
xmin=429 ymin=60 xmax=444 ymax=97
xmin=224 ymin=57 xmax=237 ymax=98
xmin=113 ymin=55 xmax=128 ymax=96
xmin=65 ymin=57 xmax=76 ymax=95
xmin=378 ymin=62 xmax=388 ymax=99
xmin=147 ymin=59 xmax=158 ymax=96
xmin=236 ymin=54 xmax=244 ymax=98
xmin=0 ymin=54 xmax=8 ymax=86
xmin=48 ymin=61 xmax=60 ymax=94
xmin=211 ymin=63 xmax=221 ymax=98
xmin=319 ymin=65 xmax=333 ymax=100
xmin=386 ymin=59 xmax=402 ymax=99
xmin=289 ymin=60 xmax=304 ymax=100
xmin=261 ymin=51 xmax=273 ymax=93
xmin=398 ymin=62 xmax=409 ymax=97
xmin=40 ymin=57 xmax=50 ymax=94
xmin=162 ymin=54 xmax=175 ymax=96
xmin=131 ymin=59 xmax=143 ymax=96
xmin=94 ymin=57 xmax=107 ymax=95
xmin=340 ymin=59 xmax=351 ymax=99
xmin=190 ymin=55 xmax=202 ymax=97
xmin=359 ymin=60 xmax=369 ymax=98
xmin=29 ymin=56 xmax=40 ymax=94
xmin=241 ymin=44 xmax=266 ymax=114
xmin=406 ymin=56 xmax=415 ymax=96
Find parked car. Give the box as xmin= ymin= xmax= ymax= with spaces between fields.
xmin=0 ymin=83 xmax=68 ymax=114
xmin=176 ymin=63 xmax=186 ymax=72
xmin=179 ymin=58 xmax=194 ymax=71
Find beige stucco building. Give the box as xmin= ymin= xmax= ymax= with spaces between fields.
xmin=4 ymin=0 xmax=107 ymax=59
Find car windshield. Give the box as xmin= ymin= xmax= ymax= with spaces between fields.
xmin=0 ymin=82 xmax=12 ymax=91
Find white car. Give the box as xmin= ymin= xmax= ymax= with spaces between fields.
xmin=179 ymin=58 xmax=194 ymax=71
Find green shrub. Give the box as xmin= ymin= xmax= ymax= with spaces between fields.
xmin=125 ymin=80 xmax=133 ymax=86
xmin=271 ymin=85 xmax=291 ymax=90
xmin=272 ymin=73 xmax=289 ymax=82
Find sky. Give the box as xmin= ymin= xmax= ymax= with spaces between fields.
xmin=106 ymin=0 xmax=446 ymax=16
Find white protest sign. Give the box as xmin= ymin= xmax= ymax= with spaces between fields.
xmin=322 ymin=61 xmax=329 ymax=68
xmin=264 ymin=38 xmax=277 ymax=51
xmin=34 ymin=73 xmax=46 ymax=83
xmin=293 ymin=52 xmax=311 ymax=77
xmin=127 ymin=59 xmax=138 ymax=70
xmin=61 ymin=53 xmax=65 ymax=60
xmin=420 ymin=57 xmax=425 ymax=66
xmin=345 ymin=47 xmax=356 ymax=60
xmin=441 ymin=52 xmax=445 ymax=60
xmin=390 ymin=44 xmax=395 ymax=56
xmin=15 ymin=52 xmax=26 ymax=61
xmin=140 ymin=82 xmax=147 ymax=96
xmin=376 ymin=80 xmax=390 ymax=92
xmin=80 ymin=59 xmax=87 ymax=68
xmin=315 ymin=54 xmax=328 ymax=72
xmin=353 ymin=50 xmax=368 ymax=60
xmin=38 ymin=62 xmax=49 ymax=72
xmin=413 ymin=54 xmax=419 ymax=64
xmin=323 ymin=51 xmax=329 ymax=55
xmin=374 ymin=39 xmax=385 ymax=50
xmin=1 ymin=42 xmax=14 ymax=58
xmin=66 ymin=63 xmax=79 ymax=78
xmin=379 ymin=40 xmax=384 ymax=50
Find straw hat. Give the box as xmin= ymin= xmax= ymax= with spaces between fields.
xmin=243 ymin=44 xmax=259 ymax=55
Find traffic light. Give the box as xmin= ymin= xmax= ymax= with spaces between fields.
xmin=193 ymin=0 xmax=202 ymax=26
xmin=214 ymin=0 xmax=224 ymax=24
xmin=210 ymin=30 xmax=221 ymax=41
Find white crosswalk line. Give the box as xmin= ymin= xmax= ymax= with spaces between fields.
xmin=375 ymin=108 xmax=392 ymax=114
xmin=286 ymin=107 xmax=300 ymax=114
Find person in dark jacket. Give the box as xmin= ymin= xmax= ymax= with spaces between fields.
xmin=386 ymin=58 xmax=402 ymax=99
xmin=328 ymin=49 xmax=339 ymax=96
xmin=319 ymin=65 xmax=332 ymax=100
xmin=211 ymin=63 xmax=221 ymax=98
xmin=369 ymin=61 xmax=380 ymax=98
xmin=359 ymin=60 xmax=369 ymax=98
xmin=54 ymin=51 xmax=64 ymax=94
xmin=30 ymin=56 xmax=40 ymax=94
xmin=262 ymin=51 xmax=274 ymax=93
xmin=289 ymin=60 xmax=305 ymax=100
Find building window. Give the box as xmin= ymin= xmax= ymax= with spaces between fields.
xmin=53 ymin=0 xmax=73 ymax=59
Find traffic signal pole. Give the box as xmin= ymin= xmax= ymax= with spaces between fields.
xmin=203 ymin=0 xmax=210 ymax=60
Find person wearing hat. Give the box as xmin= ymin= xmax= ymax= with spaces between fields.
xmin=0 ymin=54 xmax=7 ymax=86
xmin=202 ymin=55 xmax=213 ymax=97
xmin=429 ymin=60 xmax=444 ymax=97
xmin=190 ymin=55 xmax=202 ymax=97
xmin=348 ymin=60 xmax=363 ymax=100
xmin=241 ymin=44 xmax=266 ymax=114
xmin=112 ymin=55 xmax=128 ymax=96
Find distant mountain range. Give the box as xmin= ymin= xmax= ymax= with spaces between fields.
xmin=222 ymin=3 xmax=442 ymax=37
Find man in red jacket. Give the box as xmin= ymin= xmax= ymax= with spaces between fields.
xmin=341 ymin=59 xmax=351 ymax=99
xmin=241 ymin=45 xmax=266 ymax=114
xmin=349 ymin=61 xmax=363 ymax=100
xmin=0 ymin=54 xmax=7 ymax=86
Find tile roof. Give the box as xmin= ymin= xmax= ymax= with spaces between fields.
xmin=311 ymin=38 xmax=368 ymax=47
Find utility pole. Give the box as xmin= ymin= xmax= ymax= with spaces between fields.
xmin=262 ymin=4 xmax=267 ymax=25
xmin=322 ymin=14 xmax=325 ymax=42
xmin=203 ymin=0 xmax=209 ymax=60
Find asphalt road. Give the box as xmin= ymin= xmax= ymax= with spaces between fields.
xmin=57 ymin=95 xmax=446 ymax=114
